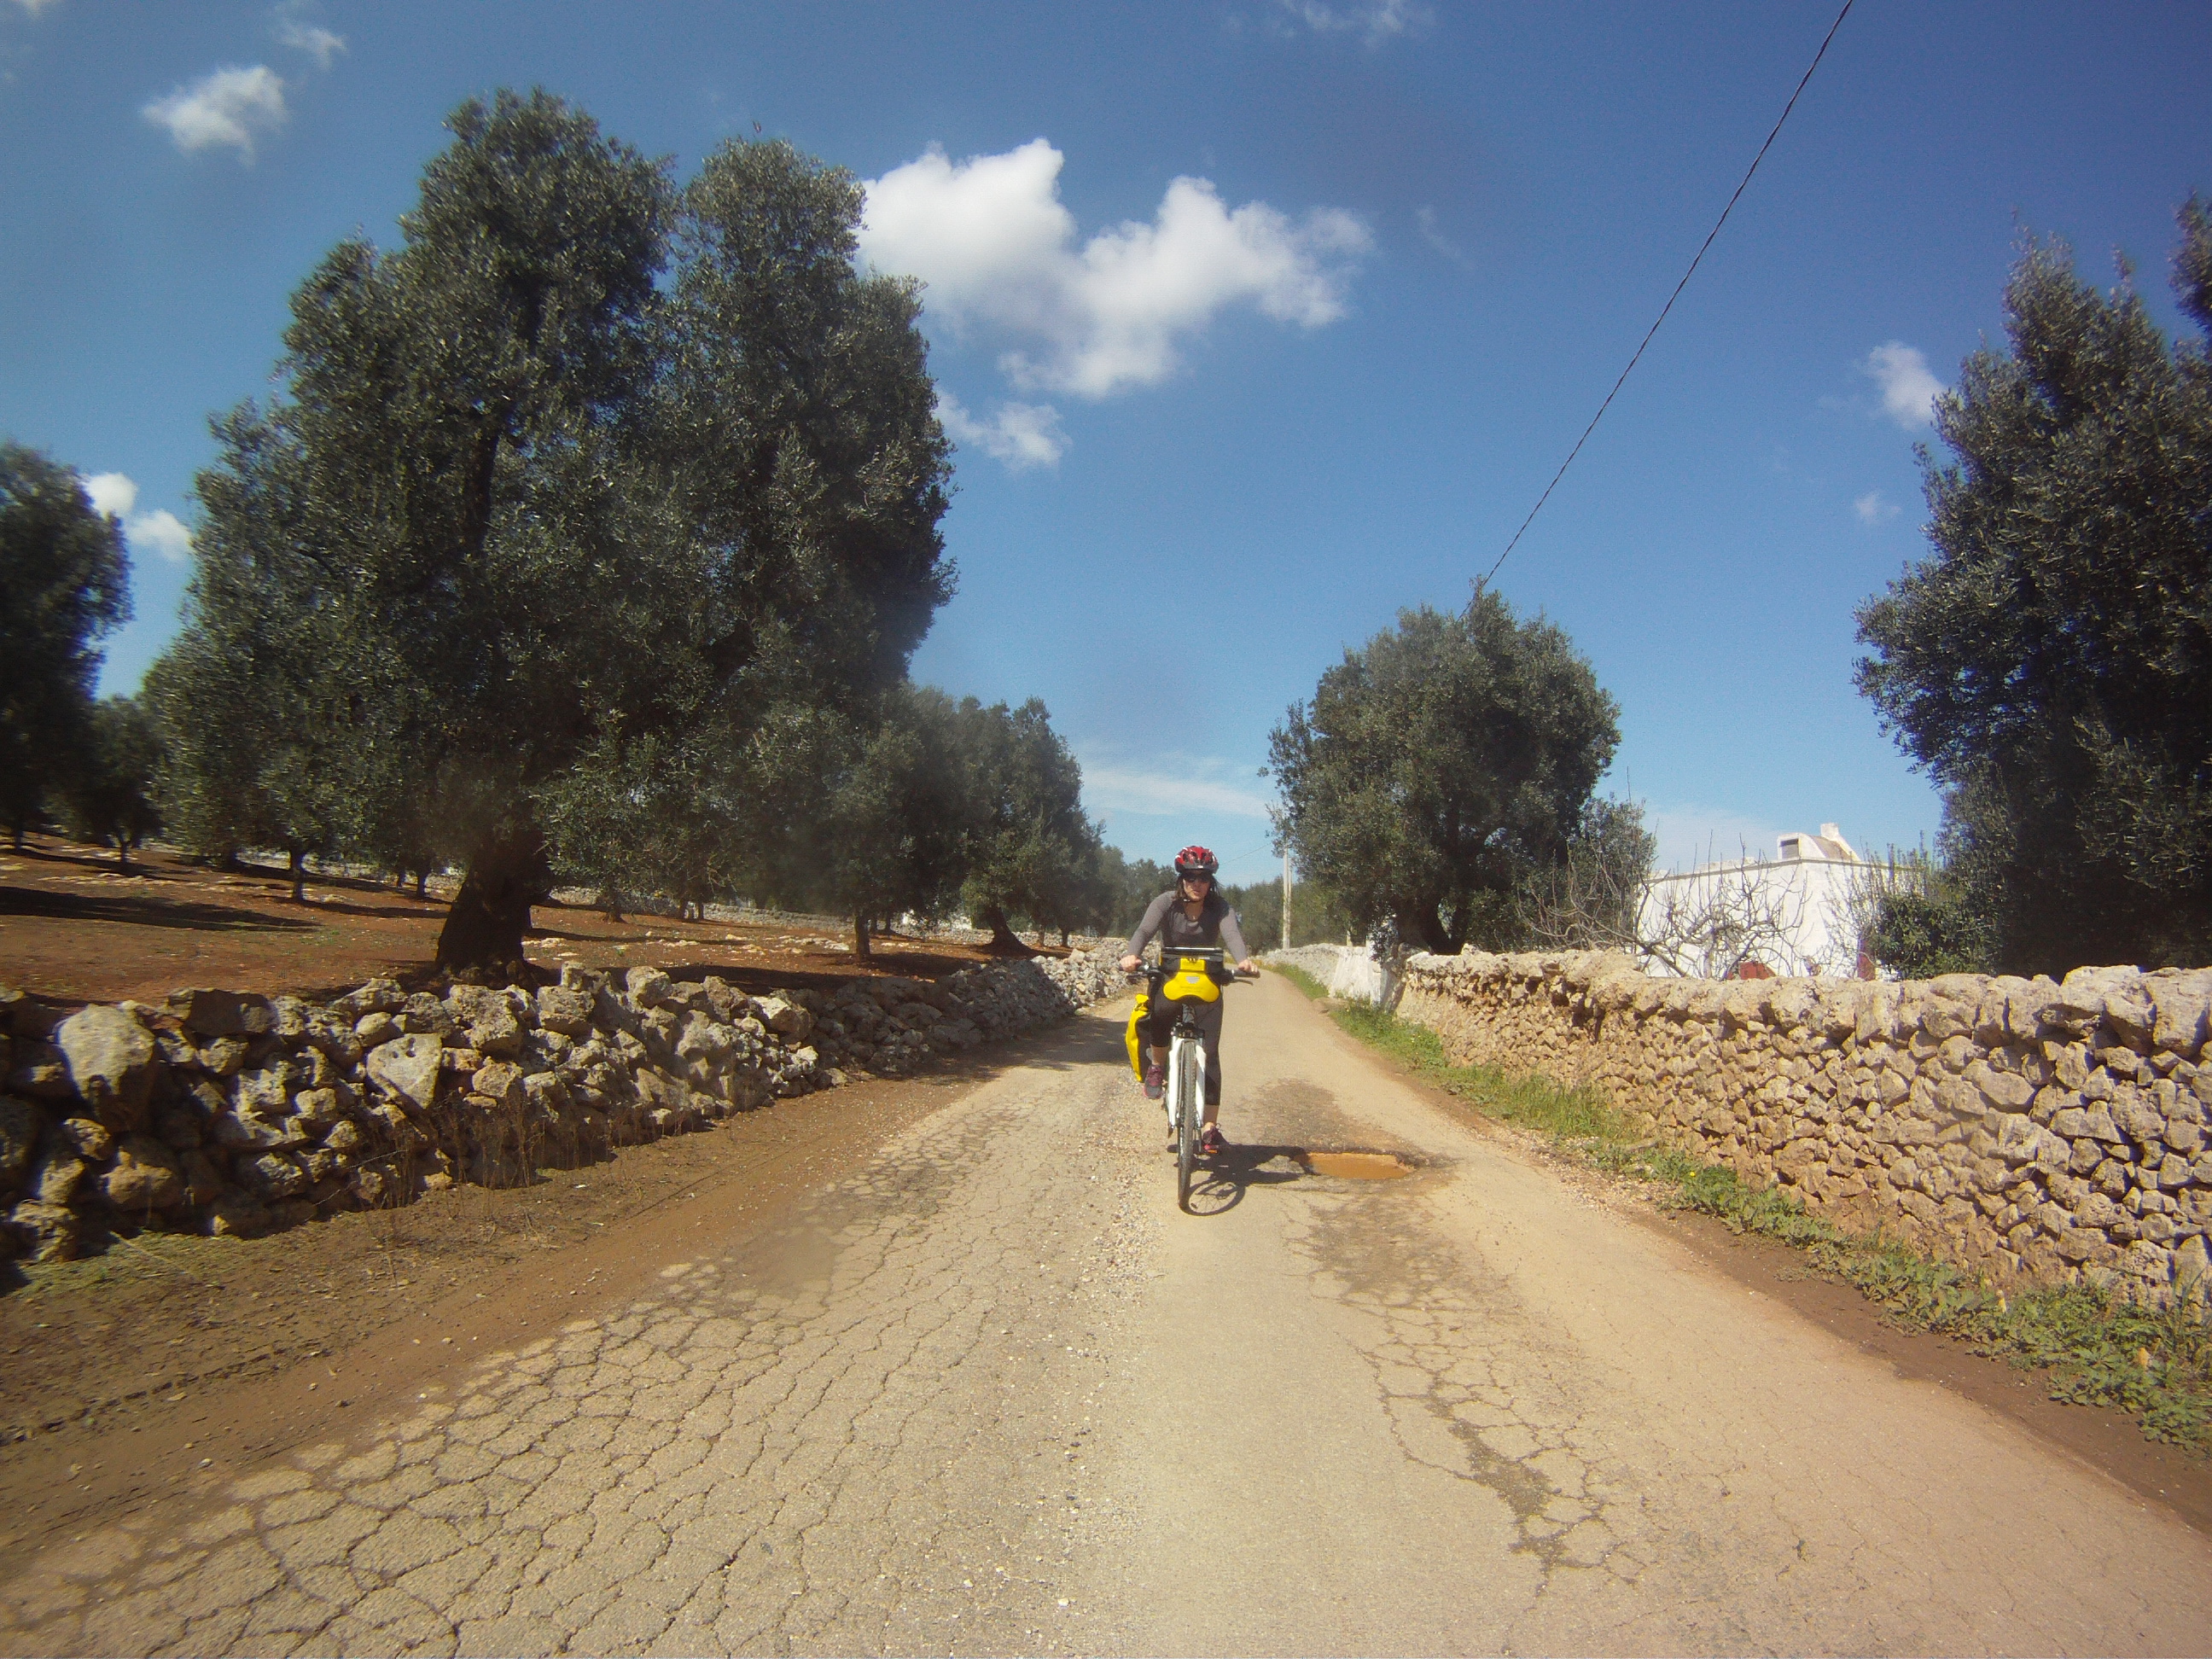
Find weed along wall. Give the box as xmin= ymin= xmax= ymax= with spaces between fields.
xmin=0 ymin=952 xmax=1124 ymax=1266
xmin=1398 ymin=951 xmax=2212 ymax=1303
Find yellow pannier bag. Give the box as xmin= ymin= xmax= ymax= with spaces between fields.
xmin=1126 ymin=987 xmax=1150 ymax=1080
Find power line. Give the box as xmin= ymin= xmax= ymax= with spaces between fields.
xmin=1480 ymin=0 xmax=1855 ymax=590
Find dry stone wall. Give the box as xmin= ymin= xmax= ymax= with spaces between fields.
xmin=0 ymin=951 xmax=1123 ymax=1265
xmin=1399 ymin=950 xmax=2212 ymax=1302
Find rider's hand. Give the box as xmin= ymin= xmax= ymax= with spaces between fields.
xmin=1237 ymin=958 xmax=1258 ymax=975
xmin=1119 ymin=953 xmax=1142 ymax=973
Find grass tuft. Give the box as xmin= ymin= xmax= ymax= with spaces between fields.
xmin=1307 ymin=993 xmax=2212 ymax=1452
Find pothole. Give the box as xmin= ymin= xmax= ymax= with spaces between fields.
xmin=1294 ymin=1149 xmax=1415 ymax=1181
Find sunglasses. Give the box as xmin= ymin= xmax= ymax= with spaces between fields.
xmin=1179 ymin=872 xmax=1213 ymax=883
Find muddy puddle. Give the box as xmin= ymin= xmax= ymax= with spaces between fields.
xmin=1293 ymin=1150 xmax=1415 ymax=1181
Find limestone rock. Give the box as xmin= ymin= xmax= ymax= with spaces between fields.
xmin=755 ymin=997 xmax=814 ymax=1041
xmin=102 ymin=1136 xmax=187 ymax=1210
xmin=5 ymin=1198 xmax=80 ymax=1261
xmin=466 ymin=1006 xmax=524 ymax=1058
xmin=210 ymin=1109 xmax=289 ymax=1151
xmin=398 ymin=992 xmax=457 ymax=1039
xmin=2148 ymin=969 xmax=2212 ymax=1059
xmin=535 ymin=985 xmax=595 ymax=1038
xmin=626 ymin=967 xmax=676 ymax=1009
xmin=55 ymin=1115 xmax=113 ymax=1161
xmin=196 ymin=1035 xmax=249 ymax=1077
xmin=164 ymin=988 xmax=276 ymax=1039
xmin=366 ymin=1033 xmax=445 ymax=1112
xmin=2174 ymin=1233 xmax=2209 ymax=1300
xmin=32 ymin=1149 xmax=86 ymax=1204
xmin=471 ymin=1061 xmax=526 ymax=1110
xmin=234 ymin=1150 xmax=307 ymax=1202
xmin=6 ymin=1041 xmax=72 ymax=1100
xmin=55 ymin=1004 xmax=160 ymax=1129
xmin=332 ymin=977 xmax=406 ymax=1017
xmin=234 ymin=1062 xmax=296 ymax=1118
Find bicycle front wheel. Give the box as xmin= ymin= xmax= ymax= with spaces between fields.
xmin=1174 ymin=1039 xmax=1198 ymax=1212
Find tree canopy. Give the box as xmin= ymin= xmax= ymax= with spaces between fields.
xmin=63 ymin=696 xmax=165 ymax=872
xmin=158 ymin=92 xmax=952 ymax=976
xmin=0 ymin=444 xmax=130 ymax=848
xmin=1855 ymin=200 xmax=2212 ymax=975
xmin=953 ymin=696 xmax=1104 ymax=952
xmin=1269 ymin=591 xmax=1621 ymax=954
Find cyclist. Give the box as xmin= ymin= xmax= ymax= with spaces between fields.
xmin=1119 ymin=845 xmax=1257 ymax=1153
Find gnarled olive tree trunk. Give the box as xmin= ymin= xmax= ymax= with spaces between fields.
xmin=435 ymin=820 xmax=551 ymax=983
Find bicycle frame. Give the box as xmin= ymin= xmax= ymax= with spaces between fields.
xmin=1144 ymin=947 xmax=1236 ymax=1212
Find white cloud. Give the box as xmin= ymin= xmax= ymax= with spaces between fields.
xmin=83 ymin=473 xmax=194 ymax=563
xmin=859 ymin=138 xmax=1371 ymax=400
xmin=1414 ymin=204 xmax=1470 ymax=268
xmin=129 ymin=509 xmax=195 ymax=563
xmin=1862 ymin=341 xmax=1946 ymax=429
xmin=935 ymin=392 xmax=1066 ymax=471
xmin=143 ymin=64 xmax=287 ymax=161
xmin=9 ymin=0 xmax=65 ymax=15
xmin=1276 ymin=0 xmax=1433 ymax=44
xmin=1853 ymin=490 xmax=1900 ymax=525
xmin=275 ymin=17 xmax=346 ymax=69
xmin=1080 ymin=753 xmax=1274 ymax=820
xmin=83 ymin=472 xmax=137 ymax=520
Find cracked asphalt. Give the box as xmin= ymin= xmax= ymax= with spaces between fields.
xmin=4 ymin=974 xmax=2210 ymax=1656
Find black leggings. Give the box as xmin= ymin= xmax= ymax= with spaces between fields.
xmin=1144 ymin=991 xmax=1225 ymax=1107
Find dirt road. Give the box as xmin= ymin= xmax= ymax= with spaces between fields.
xmin=4 ymin=975 xmax=2209 ymax=1656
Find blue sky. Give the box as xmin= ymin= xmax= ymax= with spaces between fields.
xmin=3 ymin=1 xmax=2207 ymax=885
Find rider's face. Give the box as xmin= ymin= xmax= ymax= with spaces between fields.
xmin=1179 ymin=874 xmax=1211 ymax=900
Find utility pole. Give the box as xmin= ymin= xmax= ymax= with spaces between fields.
xmin=1282 ymin=847 xmax=1293 ymax=951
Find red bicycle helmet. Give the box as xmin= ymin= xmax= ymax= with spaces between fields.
xmin=1173 ymin=845 xmax=1219 ymax=878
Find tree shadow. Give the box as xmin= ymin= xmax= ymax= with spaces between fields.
xmin=0 ymin=885 xmax=321 ymax=934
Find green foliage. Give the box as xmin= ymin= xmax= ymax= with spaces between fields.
xmin=1219 ymin=871 xmax=1360 ymax=950
xmin=0 ymin=444 xmax=131 ymax=847
xmin=1088 ymin=847 xmax=1173 ymax=938
xmin=956 ymin=696 xmax=1104 ymax=945
xmin=154 ymin=94 xmax=952 ymax=972
xmin=63 ymin=696 xmax=166 ymax=870
xmin=1855 ymin=200 xmax=2212 ymax=975
xmin=813 ymin=686 xmax=977 ymax=952
xmin=1867 ymin=887 xmax=1990 ymax=978
xmin=1313 ymin=996 xmax=2212 ymax=1450
xmin=1270 ymin=590 xmax=1621 ymax=954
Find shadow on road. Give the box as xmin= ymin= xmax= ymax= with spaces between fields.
xmin=1183 ymin=1143 xmax=1420 ymax=1216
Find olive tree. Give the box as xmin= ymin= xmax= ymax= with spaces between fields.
xmin=1855 ymin=201 xmax=2212 ymax=975
xmin=1270 ymin=591 xmax=1621 ymax=954
xmin=0 ymin=445 xmax=130 ymax=848
xmin=955 ymin=697 xmax=1103 ymax=953
xmin=63 ymin=696 xmax=165 ymax=871
xmin=160 ymin=95 xmax=952 ymax=979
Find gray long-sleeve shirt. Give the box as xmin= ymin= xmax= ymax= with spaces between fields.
xmin=1124 ymin=889 xmax=1249 ymax=963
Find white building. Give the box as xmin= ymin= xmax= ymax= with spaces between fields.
xmin=1635 ymin=823 xmax=1889 ymax=980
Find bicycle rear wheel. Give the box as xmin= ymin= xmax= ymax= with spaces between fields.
xmin=1173 ymin=1038 xmax=1198 ymax=1212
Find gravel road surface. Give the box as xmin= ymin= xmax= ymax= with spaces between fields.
xmin=3 ymin=973 xmax=2208 ymax=1656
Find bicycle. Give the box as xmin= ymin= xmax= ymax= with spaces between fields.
xmin=1129 ymin=947 xmax=1254 ymax=1213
